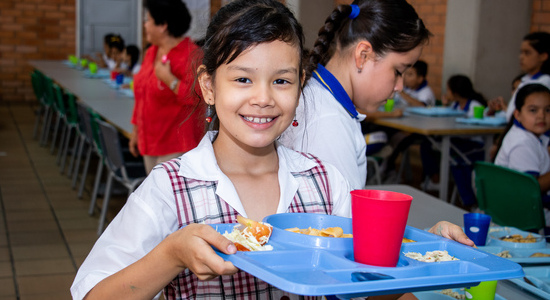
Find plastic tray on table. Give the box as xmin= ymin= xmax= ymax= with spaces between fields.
xmin=455 ymin=117 xmax=507 ymax=126
xmin=509 ymin=266 xmax=550 ymax=299
xmin=83 ymin=69 xmax=110 ymax=79
xmin=212 ymin=213 xmax=524 ymax=299
xmin=406 ymin=107 xmax=466 ymax=117
xmin=477 ymin=227 xmax=550 ymax=264
xmin=413 ymin=288 xmax=507 ymax=300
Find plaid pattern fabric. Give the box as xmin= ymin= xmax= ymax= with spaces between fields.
xmin=161 ymin=153 xmax=333 ymax=300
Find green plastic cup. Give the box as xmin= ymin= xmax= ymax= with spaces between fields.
xmin=68 ymin=55 xmax=78 ymax=65
xmin=384 ymin=99 xmax=395 ymax=112
xmin=88 ymin=62 xmax=98 ymax=74
xmin=473 ymin=106 xmax=485 ymax=119
xmin=80 ymin=58 xmax=88 ymax=68
xmin=465 ymin=280 xmax=498 ymax=300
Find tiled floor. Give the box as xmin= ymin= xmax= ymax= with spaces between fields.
xmin=0 ymin=103 xmax=126 ymax=300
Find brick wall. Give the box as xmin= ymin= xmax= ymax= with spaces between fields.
xmin=0 ymin=0 xmax=75 ymax=102
xmin=532 ymin=0 xmax=550 ymax=32
xmin=0 ymin=1 xmax=548 ymax=103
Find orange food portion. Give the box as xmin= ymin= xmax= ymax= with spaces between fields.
xmin=285 ymin=226 xmax=352 ymax=238
xmin=237 ymin=215 xmax=273 ymax=245
xmin=234 ymin=242 xmax=250 ymax=252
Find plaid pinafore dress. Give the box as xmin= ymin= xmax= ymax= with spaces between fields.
xmin=160 ymin=153 xmax=334 ymax=300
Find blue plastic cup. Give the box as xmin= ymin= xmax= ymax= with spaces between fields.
xmin=115 ymin=73 xmax=124 ymax=85
xmin=464 ymin=213 xmax=491 ymax=246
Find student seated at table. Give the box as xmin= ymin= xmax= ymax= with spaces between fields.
xmin=113 ymin=45 xmax=141 ymax=77
xmin=420 ymin=75 xmax=487 ymax=207
xmin=394 ymin=60 xmax=436 ymax=107
xmin=84 ymin=34 xmax=125 ymax=70
xmin=494 ymin=83 xmax=550 ymax=224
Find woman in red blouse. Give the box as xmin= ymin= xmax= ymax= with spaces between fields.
xmin=131 ymin=0 xmax=205 ymax=173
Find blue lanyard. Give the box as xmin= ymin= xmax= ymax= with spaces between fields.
xmin=312 ymin=64 xmax=359 ymax=119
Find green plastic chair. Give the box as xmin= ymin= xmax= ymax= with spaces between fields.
xmin=58 ymin=92 xmax=79 ymax=173
xmin=474 ymin=161 xmax=545 ymax=231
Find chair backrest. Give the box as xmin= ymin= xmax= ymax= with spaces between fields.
xmin=96 ymin=119 xmax=126 ymax=177
xmin=52 ymin=84 xmax=67 ymax=115
xmin=474 ymin=161 xmax=545 ymax=231
xmin=31 ymin=71 xmax=43 ymax=101
xmin=76 ymin=102 xmax=93 ymax=143
xmin=65 ymin=93 xmax=78 ymax=124
xmin=89 ymin=110 xmax=103 ymax=156
xmin=43 ymin=76 xmax=55 ymax=106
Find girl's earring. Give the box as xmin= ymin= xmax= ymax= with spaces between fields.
xmin=358 ymin=64 xmax=363 ymax=74
xmin=292 ymin=117 xmax=299 ymax=127
xmin=205 ymin=104 xmax=213 ymax=123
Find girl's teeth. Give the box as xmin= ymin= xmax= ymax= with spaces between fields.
xmin=244 ymin=116 xmax=273 ymax=124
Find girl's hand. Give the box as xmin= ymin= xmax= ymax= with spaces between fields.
xmin=428 ymin=221 xmax=475 ymax=247
xmin=390 ymin=108 xmax=403 ymax=118
xmin=168 ymin=223 xmax=238 ymax=281
xmin=487 ymin=96 xmax=505 ymax=115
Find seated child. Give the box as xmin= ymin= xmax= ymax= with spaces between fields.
xmin=495 ymin=83 xmax=550 ymax=224
xmin=113 ymin=45 xmax=141 ymax=77
xmin=105 ymin=34 xmax=125 ymax=70
xmin=394 ymin=60 xmax=436 ymax=107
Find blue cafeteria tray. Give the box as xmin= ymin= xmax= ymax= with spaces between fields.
xmin=212 ymin=213 xmax=524 ymax=298
xmin=455 ymin=117 xmax=507 ymax=126
xmin=509 ymin=266 xmax=550 ymax=299
xmin=83 ymin=69 xmax=110 ymax=79
xmin=407 ymin=107 xmax=465 ymax=117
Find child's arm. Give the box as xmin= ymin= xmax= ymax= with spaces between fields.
xmin=538 ymin=172 xmax=550 ymax=193
xmin=428 ymin=221 xmax=476 ymax=247
xmin=84 ymin=224 xmax=238 ymax=300
xmin=396 ymin=91 xmax=426 ymax=107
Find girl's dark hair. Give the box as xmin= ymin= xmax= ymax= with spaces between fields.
xmin=109 ymin=34 xmax=125 ymax=52
xmin=144 ymin=0 xmax=191 ymax=37
xmin=524 ymin=31 xmax=550 ymax=75
xmin=199 ymin=0 xmax=305 ymax=131
xmin=447 ymin=75 xmax=487 ymax=106
xmin=306 ymin=0 xmax=432 ymax=80
xmin=125 ymin=45 xmax=141 ymax=71
xmin=103 ymin=33 xmax=114 ymax=45
xmin=493 ymin=83 xmax=550 ymax=162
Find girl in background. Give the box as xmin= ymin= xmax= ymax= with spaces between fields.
xmin=495 ymin=83 xmax=550 ymax=223
xmin=280 ymin=0 xmax=432 ymax=190
xmin=442 ymin=74 xmax=487 ymax=117
xmin=505 ymin=31 xmax=550 ymax=121
xmin=114 ymin=45 xmax=141 ymax=77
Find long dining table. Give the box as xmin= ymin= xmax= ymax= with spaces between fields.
xmin=372 ymin=111 xmax=505 ymax=201
xmin=29 ymin=60 xmax=135 ymax=137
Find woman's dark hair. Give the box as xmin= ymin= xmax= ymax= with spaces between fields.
xmin=199 ymin=0 xmax=305 ymax=131
xmin=125 ymin=45 xmax=141 ymax=71
xmin=447 ymin=75 xmax=487 ymax=106
xmin=523 ymin=31 xmax=550 ymax=75
xmin=493 ymin=83 xmax=550 ymax=162
xmin=109 ymin=34 xmax=125 ymax=52
xmin=144 ymin=0 xmax=191 ymax=37
xmin=306 ymin=0 xmax=432 ymax=80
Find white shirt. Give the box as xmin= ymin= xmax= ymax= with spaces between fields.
xmin=495 ymin=124 xmax=550 ymax=176
xmin=280 ymin=79 xmax=367 ymax=190
xmin=397 ymin=84 xmax=436 ymax=107
xmin=505 ymin=73 xmax=550 ymax=121
xmin=103 ymin=52 xmax=117 ymax=70
xmin=70 ymin=132 xmax=351 ymax=300
xmin=451 ymin=99 xmax=484 ymax=118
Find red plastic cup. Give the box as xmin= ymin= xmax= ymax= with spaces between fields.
xmin=351 ymin=190 xmax=413 ymax=267
xmin=110 ymin=71 xmax=119 ymax=80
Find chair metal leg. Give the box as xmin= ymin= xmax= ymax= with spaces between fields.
xmin=50 ymin=113 xmax=61 ymax=154
xmin=60 ymin=127 xmax=74 ymax=173
xmin=71 ymin=138 xmax=85 ymax=183
xmin=89 ymin=160 xmax=104 ymax=215
xmin=67 ymin=134 xmax=82 ymax=177
xmin=33 ymin=104 xmax=44 ymax=139
xmin=39 ymin=106 xmax=53 ymax=146
xmin=78 ymin=146 xmax=93 ymax=198
xmin=98 ymin=173 xmax=114 ymax=236
xmin=56 ymin=122 xmax=67 ymax=164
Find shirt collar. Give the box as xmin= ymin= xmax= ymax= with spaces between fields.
xmin=531 ymin=72 xmax=543 ymax=80
xmin=415 ymin=80 xmax=428 ymax=91
xmin=513 ymin=119 xmax=550 ymax=145
xmin=177 ymin=132 xmax=319 ymax=216
xmin=452 ymin=99 xmax=473 ymax=112
xmin=313 ymin=64 xmax=360 ymax=120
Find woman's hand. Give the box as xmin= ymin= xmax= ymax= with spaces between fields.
xmin=167 ymin=223 xmax=239 ymax=281
xmin=428 ymin=221 xmax=475 ymax=247
xmin=154 ymin=59 xmax=174 ymax=86
xmin=129 ymin=126 xmax=139 ymax=157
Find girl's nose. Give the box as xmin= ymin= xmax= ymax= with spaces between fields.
xmin=251 ymin=85 xmax=274 ymax=107
xmin=394 ymin=78 xmax=404 ymax=92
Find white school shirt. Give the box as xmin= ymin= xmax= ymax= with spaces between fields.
xmin=279 ymin=79 xmax=367 ymax=190
xmin=103 ymin=52 xmax=117 ymax=70
xmin=397 ymin=84 xmax=436 ymax=107
xmin=451 ymin=99 xmax=484 ymax=118
xmin=70 ymin=132 xmax=351 ymax=300
xmin=495 ymin=124 xmax=550 ymax=176
xmin=505 ymin=73 xmax=550 ymax=121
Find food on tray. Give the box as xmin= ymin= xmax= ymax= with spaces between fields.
xmin=404 ymin=250 xmax=459 ymax=262
xmin=499 ymin=233 xmax=537 ymax=243
xmin=496 ymin=250 xmax=512 ymax=258
xmin=530 ymin=252 xmax=550 ymax=257
xmin=440 ymin=289 xmax=465 ymax=299
xmin=222 ymin=216 xmax=273 ymax=251
xmin=402 ymin=238 xmax=416 ymax=243
xmin=285 ymin=226 xmax=352 ymax=238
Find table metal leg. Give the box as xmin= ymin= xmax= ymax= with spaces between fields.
xmin=484 ymin=134 xmax=494 ymax=161
xmin=439 ymin=136 xmax=450 ymax=201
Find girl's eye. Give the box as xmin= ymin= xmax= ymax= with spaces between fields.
xmin=273 ymin=79 xmax=290 ymax=85
xmin=236 ymin=78 xmax=251 ymax=83
xmin=545 ymin=107 xmax=550 ymax=113
xmin=395 ymin=70 xmax=403 ymax=77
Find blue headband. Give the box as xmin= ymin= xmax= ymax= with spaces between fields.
xmin=349 ymin=4 xmax=360 ymax=19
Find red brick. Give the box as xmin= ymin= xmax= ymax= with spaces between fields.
xmin=37 ymin=4 xmax=57 ymax=11
xmin=15 ymin=45 xmax=37 ymax=53
xmin=14 ymin=3 xmax=36 ymax=10
xmin=534 ymin=12 xmax=550 ymax=24
xmin=44 ymin=12 xmax=66 ymax=19
xmin=1 ymin=9 xmax=23 ymax=17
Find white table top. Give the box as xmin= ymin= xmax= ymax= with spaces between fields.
xmin=29 ymin=60 xmax=134 ymax=135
